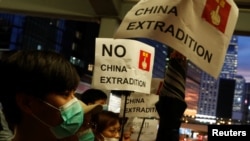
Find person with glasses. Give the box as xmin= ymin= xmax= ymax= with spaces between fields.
xmin=0 ymin=50 xmax=102 ymax=141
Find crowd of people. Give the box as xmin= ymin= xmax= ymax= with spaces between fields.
xmin=0 ymin=50 xmax=132 ymax=141
xmin=0 ymin=49 xmax=186 ymax=141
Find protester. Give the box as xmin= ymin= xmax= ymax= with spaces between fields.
xmin=58 ymin=102 xmax=103 ymax=141
xmin=79 ymin=88 xmax=108 ymax=110
xmin=91 ymin=110 xmax=121 ymax=141
xmin=155 ymin=49 xmax=188 ymax=141
xmin=0 ymin=50 xmax=102 ymax=141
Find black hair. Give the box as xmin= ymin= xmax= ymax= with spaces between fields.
xmin=91 ymin=110 xmax=120 ymax=140
xmin=80 ymin=88 xmax=107 ymax=104
xmin=0 ymin=50 xmax=80 ymax=127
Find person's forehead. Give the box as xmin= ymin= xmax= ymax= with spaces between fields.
xmin=107 ymin=122 xmax=120 ymax=129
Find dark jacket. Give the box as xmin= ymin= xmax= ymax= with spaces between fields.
xmin=155 ymin=53 xmax=187 ymax=141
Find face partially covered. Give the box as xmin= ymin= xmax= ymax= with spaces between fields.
xmin=102 ymin=121 xmax=121 ymax=139
xmin=17 ymin=91 xmax=84 ymax=139
xmin=20 ymin=91 xmax=76 ymax=125
xmin=0 ymin=50 xmax=83 ymax=141
xmin=56 ymin=104 xmax=100 ymax=141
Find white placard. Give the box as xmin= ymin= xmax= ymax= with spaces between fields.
xmin=124 ymin=117 xmax=159 ymax=141
xmin=114 ymin=0 xmax=239 ymax=79
xmin=92 ymin=38 xmax=155 ymax=94
xmin=120 ymin=93 xmax=159 ymax=118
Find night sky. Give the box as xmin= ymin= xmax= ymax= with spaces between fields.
xmin=237 ymin=35 xmax=250 ymax=82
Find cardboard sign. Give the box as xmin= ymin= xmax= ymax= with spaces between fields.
xmin=92 ymin=38 xmax=155 ymax=94
xmin=114 ymin=0 xmax=239 ymax=79
xmin=120 ymin=93 xmax=159 ymax=118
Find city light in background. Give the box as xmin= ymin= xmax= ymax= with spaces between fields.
xmin=184 ymin=35 xmax=250 ymax=118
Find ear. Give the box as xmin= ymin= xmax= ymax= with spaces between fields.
xmin=16 ymin=93 xmax=34 ymax=114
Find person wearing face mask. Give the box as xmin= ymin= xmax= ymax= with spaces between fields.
xmin=78 ymin=88 xmax=108 ymax=111
xmin=58 ymin=102 xmax=103 ymax=141
xmin=0 ymin=50 xmax=102 ymax=141
xmin=91 ymin=111 xmax=121 ymax=141
xmin=74 ymin=88 xmax=108 ymax=141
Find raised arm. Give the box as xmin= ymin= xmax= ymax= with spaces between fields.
xmin=155 ymin=49 xmax=187 ymax=141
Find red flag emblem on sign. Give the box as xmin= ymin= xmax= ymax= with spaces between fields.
xmin=202 ymin=0 xmax=231 ymax=33
xmin=138 ymin=50 xmax=151 ymax=71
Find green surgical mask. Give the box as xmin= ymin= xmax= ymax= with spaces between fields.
xmin=78 ymin=128 xmax=95 ymax=141
xmin=102 ymin=104 xmax=108 ymax=111
xmin=32 ymin=97 xmax=84 ymax=139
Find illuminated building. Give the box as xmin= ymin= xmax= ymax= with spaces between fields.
xmin=196 ymin=36 xmax=245 ymax=123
